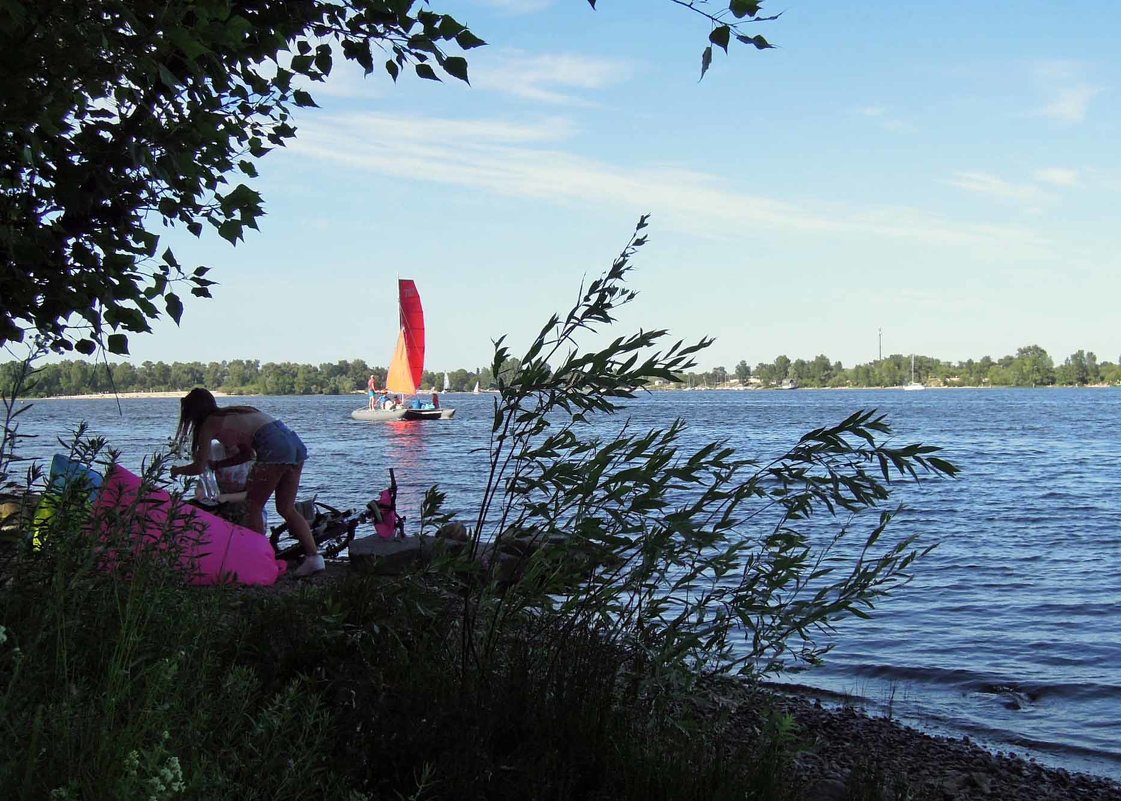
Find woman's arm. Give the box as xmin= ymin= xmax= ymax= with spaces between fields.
xmin=170 ymin=423 xmax=214 ymax=478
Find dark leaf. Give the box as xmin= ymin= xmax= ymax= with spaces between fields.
xmin=709 ymin=26 xmax=731 ymax=53
xmin=730 ymin=0 xmax=761 ymax=18
xmin=218 ymin=221 xmax=242 ymax=244
xmin=107 ymin=334 xmax=129 ymax=355
xmin=315 ymin=45 xmax=333 ymax=75
xmin=442 ymin=56 xmax=469 ymax=83
xmin=165 ymin=294 xmax=184 ymax=324
xmin=455 ymin=30 xmax=487 ymax=50
xmin=735 ymin=33 xmax=774 ymax=50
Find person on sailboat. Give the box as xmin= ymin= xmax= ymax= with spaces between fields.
xmin=367 ymin=374 xmax=378 ymax=409
xmin=431 ymin=392 xmax=440 ymax=409
xmin=170 ymin=388 xmax=324 ymax=577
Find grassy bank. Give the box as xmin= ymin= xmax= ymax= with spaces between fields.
xmin=0 ymin=532 xmax=813 ymax=801
xmin=6 ymin=534 xmax=1121 ymax=801
xmin=2 ymin=244 xmax=976 ymax=800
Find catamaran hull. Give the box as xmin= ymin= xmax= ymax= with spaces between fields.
xmin=350 ymin=408 xmax=407 ymax=422
xmin=350 ymin=407 xmax=455 ymax=422
xmin=402 ymin=408 xmax=456 ymax=421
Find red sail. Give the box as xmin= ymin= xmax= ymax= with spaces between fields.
xmin=398 ymin=279 xmax=425 ymax=391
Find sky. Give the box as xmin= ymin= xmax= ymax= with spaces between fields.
xmin=113 ymin=1 xmax=1121 ymax=372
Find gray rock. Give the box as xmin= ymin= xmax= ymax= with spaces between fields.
xmin=436 ymin=522 xmax=468 ymax=542
xmin=349 ymin=535 xmax=428 ymax=574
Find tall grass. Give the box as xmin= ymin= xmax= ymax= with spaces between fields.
xmin=1 ymin=220 xmax=954 ymax=799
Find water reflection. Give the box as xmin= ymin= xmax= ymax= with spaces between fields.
xmin=382 ymin=420 xmax=428 ymax=480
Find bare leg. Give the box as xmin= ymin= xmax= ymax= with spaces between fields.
xmin=274 ymin=462 xmax=316 ymax=557
xmin=243 ymin=499 xmax=266 ymax=534
xmin=245 ymin=462 xmax=315 ymax=556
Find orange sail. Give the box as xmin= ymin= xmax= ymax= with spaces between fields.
xmin=385 ymin=331 xmax=415 ymax=394
xmin=384 ymin=280 xmax=425 ymax=395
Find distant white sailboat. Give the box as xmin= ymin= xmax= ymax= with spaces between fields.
xmin=443 ymin=372 xmax=451 ymax=393
xmin=904 ymin=354 xmax=925 ymax=391
xmin=473 ymin=379 xmax=480 ymax=394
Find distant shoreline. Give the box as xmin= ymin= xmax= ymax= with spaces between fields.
xmin=38 ymin=391 xmax=230 ymax=401
xmin=33 ymin=384 xmax=1117 ymax=401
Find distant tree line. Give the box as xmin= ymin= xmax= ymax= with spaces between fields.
xmin=4 ymin=346 xmax=1119 ymax=398
xmin=2 ymin=358 xmax=521 ymax=398
xmin=683 ymin=346 xmax=1121 ymax=389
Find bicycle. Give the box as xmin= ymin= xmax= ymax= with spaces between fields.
xmin=268 ymin=469 xmax=406 ymax=561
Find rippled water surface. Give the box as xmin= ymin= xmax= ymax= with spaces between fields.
xmin=12 ymin=388 xmax=1121 ymax=779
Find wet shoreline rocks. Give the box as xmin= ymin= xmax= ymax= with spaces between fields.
xmin=719 ymin=682 xmax=1121 ymax=800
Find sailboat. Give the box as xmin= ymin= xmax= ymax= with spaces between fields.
xmin=443 ymin=372 xmax=451 ymax=393
xmin=351 ymin=280 xmax=456 ymax=421
xmin=904 ymin=354 xmax=925 ymax=391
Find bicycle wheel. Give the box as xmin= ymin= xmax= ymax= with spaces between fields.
xmin=269 ymin=501 xmax=357 ymax=561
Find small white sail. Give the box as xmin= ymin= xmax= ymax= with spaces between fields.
xmin=904 ymin=353 xmax=925 ymax=391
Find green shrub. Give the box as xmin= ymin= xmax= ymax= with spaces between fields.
xmin=0 ymin=220 xmax=953 ymax=800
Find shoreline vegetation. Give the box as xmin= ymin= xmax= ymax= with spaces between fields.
xmin=32 ymin=384 xmax=1120 ymax=401
xmin=39 ymin=390 xmax=231 ymax=400
xmin=4 ymin=344 xmax=1120 ymax=399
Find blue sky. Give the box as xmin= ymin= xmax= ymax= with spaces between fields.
xmin=132 ymin=0 xmax=1119 ymax=372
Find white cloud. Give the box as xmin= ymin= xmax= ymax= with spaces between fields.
xmin=1034 ymin=167 xmax=1079 ymax=188
xmin=852 ymin=105 xmax=915 ymax=133
xmin=945 ymin=170 xmax=1048 ymax=205
xmin=1040 ymin=85 xmax=1102 ymax=123
xmin=471 ymin=50 xmax=633 ymax=104
xmin=290 ymin=112 xmax=1049 ymax=260
xmin=1032 ymin=60 xmax=1102 ymax=123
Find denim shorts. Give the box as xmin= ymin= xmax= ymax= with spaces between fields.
xmin=252 ymin=420 xmax=308 ymax=464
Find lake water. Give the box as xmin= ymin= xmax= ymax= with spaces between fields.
xmin=8 ymin=388 xmax=1121 ymax=780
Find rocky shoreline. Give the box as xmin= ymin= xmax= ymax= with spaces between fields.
xmin=729 ymin=684 xmax=1121 ymax=800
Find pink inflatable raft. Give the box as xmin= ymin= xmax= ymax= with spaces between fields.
xmin=92 ymin=464 xmax=286 ymax=586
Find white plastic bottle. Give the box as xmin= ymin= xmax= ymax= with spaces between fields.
xmin=199 ymin=468 xmax=220 ymax=506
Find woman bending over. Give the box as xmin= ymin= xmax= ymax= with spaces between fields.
xmin=169 ymin=388 xmax=323 ymax=577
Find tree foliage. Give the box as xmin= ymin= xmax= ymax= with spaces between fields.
xmin=1 ymin=0 xmax=778 ymax=358
xmin=1 ymin=0 xmax=483 ymax=356
xmin=423 ymin=219 xmax=958 ymax=694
